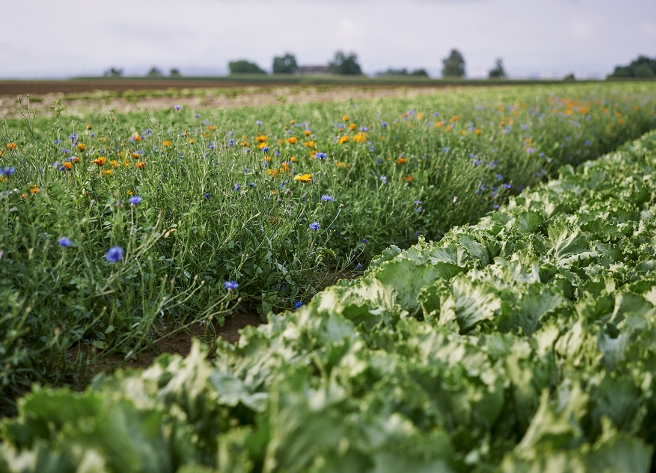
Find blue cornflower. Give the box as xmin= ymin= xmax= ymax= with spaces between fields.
xmin=521 ymin=124 xmax=529 ymax=131
xmin=414 ymin=200 xmax=422 ymax=205
xmin=496 ymin=174 xmax=503 ymax=180
xmin=442 ymin=147 xmax=450 ymax=153
xmin=360 ymin=126 xmax=368 ymax=131
xmin=1 ymin=166 xmax=16 ymax=176
xmin=234 ymin=183 xmax=241 ymax=191
xmin=208 ymin=142 xmax=215 ymax=150
xmin=205 ymin=192 xmax=211 ymax=199
xmin=195 ymin=113 xmax=201 ymax=118
xmin=243 ymin=168 xmax=249 ymax=173
xmin=309 ymin=222 xmax=320 ymax=231
xmin=53 ymin=139 xmax=62 ymax=144
xmin=105 ymin=246 xmax=123 ymax=263
xmin=369 ymin=146 xmax=375 ymax=152
xmin=249 ymin=182 xmax=255 ymax=187
xmin=128 ymin=196 xmax=143 ymax=205
xmin=381 ymin=122 xmax=388 ymax=127
xmin=256 ymin=120 xmax=263 ymax=125
xmin=262 ymin=146 xmax=270 ymax=153
xmin=493 ymin=205 xmax=500 ymax=210
xmin=173 ymin=105 xmax=182 ymax=111
xmin=62 ymin=148 xmax=70 ymax=154
xmin=433 ymin=112 xmax=440 ymax=117
xmin=355 ymin=263 xmax=363 ymax=270
xmin=502 ymin=183 xmax=512 ymax=189
xmin=69 ymin=132 xmax=78 ymax=141
xmin=58 ymin=237 xmax=72 ymax=247
xmin=585 ymin=140 xmax=592 ymax=146
xmin=362 ymin=238 xmax=367 ymax=243
xmin=316 ymin=152 xmax=327 ymax=159
xmin=380 ymin=176 xmax=387 ymax=184
xmin=228 ymin=139 xmax=234 ymax=147
xmin=224 ymin=280 xmax=238 ymax=291
xmin=321 ymin=195 xmax=335 ymax=202
xmin=294 ymin=301 xmax=303 ymax=309
xmin=416 ymin=206 xmax=423 ymax=213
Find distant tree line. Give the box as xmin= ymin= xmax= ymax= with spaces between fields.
xmin=608 ymin=56 xmax=656 ymax=79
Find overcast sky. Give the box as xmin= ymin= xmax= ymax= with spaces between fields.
xmin=2 ymin=0 xmax=655 ymax=79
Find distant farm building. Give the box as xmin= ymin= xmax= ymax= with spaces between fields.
xmin=296 ymin=65 xmax=330 ymax=75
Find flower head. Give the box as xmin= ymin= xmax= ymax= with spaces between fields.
xmin=58 ymin=237 xmax=72 ymax=247
xmin=224 ymin=280 xmax=238 ymax=291
xmin=294 ymin=173 xmax=312 ymax=182
xmin=294 ymin=301 xmax=304 ymax=309
xmin=173 ymin=105 xmax=182 ymax=111
xmin=315 ymin=152 xmax=327 ymax=159
xmin=321 ymin=195 xmax=335 ymax=202
xmin=309 ymin=222 xmax=320 ymax=231
xmin=105 ymin=246 xmax=123 ymax=263
xmin=128 ymin=196 xmax=143 ymax=205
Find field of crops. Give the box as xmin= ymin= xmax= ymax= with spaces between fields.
xmin=2 ymin=82 xmax=656 ymax=459
xmin=4 ymin=101 xmax=656 ymax=471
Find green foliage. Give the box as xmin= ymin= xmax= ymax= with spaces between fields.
xmin=488 ymin=59 xmax=507 ymax=79
xmin=328 ymin=51 xmax=363 ymax=75
xmin=1 ymin=83 xmax=656 ymax=411
xmin=378 ymin=68 xmax=429 ymax=78
xmin=170 ymin=68 xmax=182 ymax=78
xmin=146 ymin=67 xmax=163 ymax=78
xmin=608 ymin=56 xmax=656 ymax=79
xmin=103 ymin=67 xmax=123 ymax=78
xmin=6 ymin=128 xmax=656 ymax=471
xmin=272 ymin=54 xmax=298 ymax=74
xmin=229 ymin=61 xmax=267 ymax=75
xmin=442 ymin=49 xmax=466 ymax=78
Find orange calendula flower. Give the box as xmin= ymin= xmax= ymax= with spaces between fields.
xmin=402 ymin=175 xmax=414 ymax=182
xmin=286 ymin=137 xmax=298 ymax=145
xmin=77 ymin=143 xmax=87 ymax=151
xmin=118 ymin=151 xmax=125 ymax=158
xmin=435 ymin=122 xmax=443 ymax=128
xmin=257 ymin=142 xmax=269 ymax=149
xmin=71 ymin=156 xmax=80 ymax=163
xmin=135 ymin=162 xmax=146 ymax=169
xmin=290 ymin=119 xmax=295 ymax=124
xmin=290 ymin=156 xmax=297 ymax=162
xmin=110 ymin=160 xmax=119 ymax=166
xmin=207 ymin=125 xmax=217 ymax=131
xmin=127 ymin=190 xmax=133 ymax=195
xmin=189 ymin=139 xmax=195 ymax=144
xmin=342 ymin=115 xmax=349 ymax=121
xmin=30 ymin=187 xmax=39 ymax=194
xmin=255 ymin=135 xmax=268 ymax=143
xmin=303 ymin=140 xmax=315 ymax=148
xmin=309 ymin=150 xmax=317 ymax=158
xmin=280 ymin=162 xmax=290 ymax=172
xmin=102 ymin=170 xmax=113 ymax=176
xmin=98 ymin=137 xmax=107 ymax=143
xmin=92 ymin=157 xmax=107 ymax=166
xmin=263 ymin=156 xmax=271 ymax=162
xmin=303 ymin=130 xmax=311 ymax=136
xmin=132 ymin=152 xmax=141 ymax=159
xmin=294 ymin=173 xmax=312 ymax=182
xmin=134 ymin=135 xmax=142 ymax=142
xmin=349 ymin=123 xmax=357 ymax=131
xmin=336 ymin=162 xmax=349 ymax=168
xmin=241 ymin=141 xmax=250 ymax=147
xmin=6 ymin=143 xmax=17 ymax=150
xmin=475 ymin=129 xmax=482 ymax=134
xmin=266 ymin=169 xmax=279 ymax=177
xmin=122 ymin=161 xmax=130 ymax=167
xmin=86 ymin=124 xmax=93 ymax=130
xmin=417 ymin=112 xmax=424 ymax=120
xmin=397 ymin=157 xmax=408 ymax=164
xmin=337 ymin=136 xmax=349 ymax=144
xmin=63 ymin=162 xmax=73 ymax=170
xmin=278 ymin=139 xmax=284 ymax=145
xmin=353 ymin=132 xmax=367 ymax=143
xmin=163 ymin=141 xmax=171 ymax=147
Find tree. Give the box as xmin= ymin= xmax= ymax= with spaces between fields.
xmin=103 ymin=67 xmax=123 ymax=78
xmin=170 ymin=68 xmax=182 ymax=78
xmin=563 ymin=73 xmax=576 ymax=81
xmin=377 ymin=68 xmax=428 ymax=77
xmin=410 ymin=69 xmax=429 ymax=77
xmin=228 ymin=60 xmax=267 ymax=74
xmin=488 ymin=59 xmax=507 ymax=79
xmin=607 ymin=55 xmax=656 ymax=79
xmin=328 ymin=51 xmax=363 ymax=75
xmin=442 ymin=49 xmax=465 ymax=78
xmin=146 ymin=67 xmax=163 ymax=78
xmin=272 ymin=53 xmax=298 ymax=74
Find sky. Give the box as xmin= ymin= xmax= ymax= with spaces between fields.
xmin=2 ymin=0 xmax=655 ymax=79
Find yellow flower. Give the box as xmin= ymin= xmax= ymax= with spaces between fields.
xmin=266 ymin=169 xmax=279 ymax=177
xmin=118 ymin=151 xmax=125 ymax=158
xmin=290 ymin=156 xmax=297 ymax=162
xmin=92 ymin=157 xmax=107 ymax=166
xmin=336 ymin=162 xmax=349 ymax=168
xmin=342 ymin=115 xmax=349 ymax=121
xmin=102 ymin=170 xmax=113 ymax=176
xmin=63 ymin=162 xmax=73 ymax=169
xmin=30 ymin=187 xmax=39 ymax=194
xmin=286 ymin=136 xmax=298 ymax=145
xmin=303 ymin=130 xmax=311 ymax=136
xmin=397 ymin=157 xmax=408 ymax=164
xmin=110 ymin=160 xmax=119 ymax=166
xmin=280 ymin=162 xmax=290 ymax=172
xmin=256 ymin=135 xmax=268 ymax=143
xmin=135 ymin=162 xmax=146 ymax=169
xmin=86 ymin=124 xmax=93 ymax=130
xmin=349 ymin=123 xmax=357 ymax=131
xmin=132 ymin=152 xmax=141 ymax=159
xmin=77 ymin=143 xmax=87 ymax=151
xmin=294 ymin=173 xmax=312 ymax=182
xmin=208 ymin=125 xmax=217 ymax=131
xmin=353 ymin=132 xmax=367 ymax=143
xmin=303 ymin=140 xmax=315 ymax=148
xmin=163 ymin=141 xmax=171 ymax=147
xmin=290 ymin=119 xmax=295 ymax=124
xmin=98 ymin=137 xmax=107 ymax=143
xmin=122 ymin=161 xmax=130 ymax=167
xmin=189 ymin=139 xmax=195 ymax=144
xmin=258 ymin=142 xmax=269 ymax=149
xmin=475 ymin=129 xmax=482 ymax=135
xmin=127 ymin=190 xmax=133 ymax=195
xmin=6 ymin=143 xmax=17 ymax=150
xmin=417 ymin=112 xmax=423 ymax=120
xmin=71 ymin=156 xmax=80 ymax=163
xmin=309 ymin=150 xmax=317 ymax=158
xmin=337 ymin=136 xmax=349 ymax=144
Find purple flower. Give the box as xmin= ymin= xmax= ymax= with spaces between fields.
xmin=256 ymin=120 xmax=263 ymax=126
xmin=173 ymin=105 xmax=182 ymax=111
xmin=355 ymin=263 xmax=363 ymax=270
xmin=69 ymin=132 xmax=78 ymax=141
xmin=315 ymin=152 xmax=327 ymax=159
xmin=294 ymin=301 xmax=303 ymax=309
xmin=495 ymin=174 xmax=504 ymax=180
xmin=414 ymin=200 xmax=422 ymax=205
xmin=58 ymin=237 xmax=72 ymax=247
xmin=105 ymin=246 xmax=123 ymax=263
xmin=433 ymin=112 xmax=440 ymax=117
xmin=381 ymin=122 xmax=388 ymax=127
xmin=205 ymin=192 xmax=211 ymax=199
xmin=249 ymin=182 xmax=255 ymax=187
xmin=380 ymin=176 xmax=387 ymax=184
xmin=321 ymin=195 xmax=335 ymax=202
xmin=128 ymin=196 xmax=143 ymax=205
xmin=227 ymin=139 xmax=234 ymax=147
xmin=262 ymin=146 xmax=270 ymax=153
xmin=502 ymin=183 xmax=512 ymax=189
xmin=224 ymin=280 xmax=238 ymax=291
xmin=309 ymin=222 xmax=320 ymax=231
xmin=234 ymin=183 xmax=241 ymax=191
xmin=521 ymin=124 xmax=529 ymax=131
xmin=1 ymin=166 xmax=16 ymax=176
xmin=442 ymin=147 xmax=450 ymax=153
